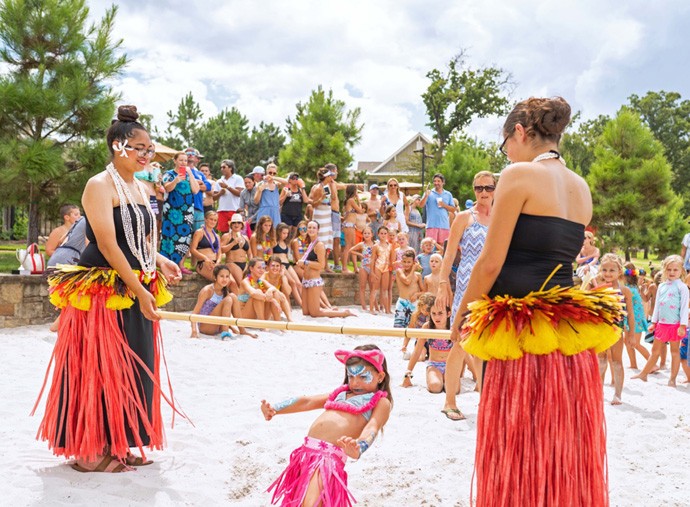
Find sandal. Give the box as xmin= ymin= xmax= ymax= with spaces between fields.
xmin=71 ymin=455 xmax=130 ymax=473
xmin=125 ymin=454 xmax=153 ymax=466
xmin=441 ymin=408 xmax=466 ymax=421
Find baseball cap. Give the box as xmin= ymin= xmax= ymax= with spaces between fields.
xmin=251 ymin=166 xmax=265 ymax=175
xmin=369 ymin=183 xmax=379 ymax=191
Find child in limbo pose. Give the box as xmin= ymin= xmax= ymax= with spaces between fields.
xmin=597 ymin=253 xmax=635 ymax=405
xmin=261 ymin=345 xmax=392 ymax=507
xmin=393 ymin=250 xmax=424 ymax=329
xmin=633 ymin=255 xmax=689 ymax=387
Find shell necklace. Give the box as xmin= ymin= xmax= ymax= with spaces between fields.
xmin=532 ymin=150 xmax=564 ymax=164
xmin=106 ymin=163 xmax=157 ymax=278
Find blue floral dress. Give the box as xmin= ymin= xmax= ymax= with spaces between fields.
xmin=160 ymin=170 xmax=195 ymax=264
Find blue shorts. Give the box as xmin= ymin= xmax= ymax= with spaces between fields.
xmin=331 ymin=211 xmax=341 ymax=235
xmin=194 ymin=209 xmax=205 ymax=230
xmin=680 ymin=336 xmax=688 ymax=361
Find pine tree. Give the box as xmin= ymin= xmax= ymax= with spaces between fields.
xmin=0 ymin=0 xmax=127 ymax=243
xmin=587 ymin=109 xmax=682 ymax=259
xmin=279 ymin=86 xmax=362 ymax=184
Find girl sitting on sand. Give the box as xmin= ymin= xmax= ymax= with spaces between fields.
xmin=262 ymin=255 xmax=294 ymax=321
xmin=236 ymin=257 xmax=285 ymax=321
xmin=190 ymin=265 xmax=256 ymax=339
xmin=402 ymin=305 xmax=461 ymax=420
xmin=401 ymin=292 xmax=434 ymax=360
xmin=262 ymin=344 xmax=392 ymax=507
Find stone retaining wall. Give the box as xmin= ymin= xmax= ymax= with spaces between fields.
xmin=0 ymin=272 xmax=388 ymax=328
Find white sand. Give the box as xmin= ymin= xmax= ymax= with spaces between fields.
xmin=2 ymin=311 xmax=690 ymax=506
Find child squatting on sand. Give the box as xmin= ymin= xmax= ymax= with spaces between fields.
xmin=261 ymin=345 xmax=392 ymax=507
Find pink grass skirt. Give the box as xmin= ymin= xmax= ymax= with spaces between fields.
xmin=654 ymin=322 xmax=682 ymax=342
xmin=267 ymin=436 xmax=355 ymax=507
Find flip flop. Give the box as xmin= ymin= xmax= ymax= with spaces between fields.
xmin=70 ymin=455 xmax=129 ymax=473
xmin=441 ymin=408 xmax=466 ymax=421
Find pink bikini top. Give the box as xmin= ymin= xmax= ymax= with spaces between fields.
xmin=323 ymin=384 xmax=388 ymax=421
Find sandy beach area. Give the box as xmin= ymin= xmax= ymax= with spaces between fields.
xmin=1 ymin=310 xmax=689 ymax=506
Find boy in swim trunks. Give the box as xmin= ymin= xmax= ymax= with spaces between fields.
xmin=393 ymin=250 xmax=424 ymax=328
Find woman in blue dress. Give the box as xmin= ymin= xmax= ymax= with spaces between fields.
xmin=436 ymin=171 xmax=495 ymax=420
xmin=161 ymin=152 xmax=200 ymax=273
xmin=254 ymin=163 xmax=282 ymax=228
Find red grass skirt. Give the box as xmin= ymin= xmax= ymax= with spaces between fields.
xmin=32 ymin=294 xmax=173 ymax=462
xmin=474 ymin=350 xmax=608 ymax=507
xmin=267 ymin=436 xmax=355 ymax=507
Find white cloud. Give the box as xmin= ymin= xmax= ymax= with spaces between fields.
xmin=78 ymin=0 xmax=690 ymax=166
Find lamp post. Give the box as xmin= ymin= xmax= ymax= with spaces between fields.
xmin=414 ymin=139 xmax=434 ymax=189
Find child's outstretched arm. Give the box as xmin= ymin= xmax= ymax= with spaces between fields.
xmin=261 ymin=393 xmax=329 ymax=421
xmin=336 ymin=398 xmax=392 ymax=459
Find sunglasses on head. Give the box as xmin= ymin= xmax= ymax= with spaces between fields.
xmin=474 ymin=185 xmax=496 ymax=193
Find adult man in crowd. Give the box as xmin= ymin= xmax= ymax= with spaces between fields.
xmin=251 ymin=165 xmax=265 ymax=184
xmin=198 ymin=162 xmax=216 ymax=214
xmin=419 ymin=173 xmax=455 ymax=244
xmin=184 ymin=147 xmax=212 ymax=231
xmin=213 ymin=159 xmax=244 ymax=234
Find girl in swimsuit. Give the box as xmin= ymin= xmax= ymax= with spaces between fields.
xmin=250 ymin=215 xmax=275 ymax=262
xmin=274 ymin=223 xmax=303 ymax=306
xmin=295 ymin=220 xmax=356 ymax=318
xmin=221 ymin=214 xmax=250 ymax=289
xmin=261 ymin=255 xmax=294 ymax=322
xmin=341 ymin=184 xmax=363 ymax=273
xmin=349 ymin=226 xmax=376 ymax=311
xmin=237 ymin=257 xmax=284 ymax=321
xmin=261 ymin=344 xmax=392 ymax=507
xmin=370 ymin=226 xmax=393 ymax=314
xmin=596 ymin=253 xmax=635 ymax=405
xmin=190 ymin=265 xmax=256 ymax=339
xmin=381 ymin=205 xmax=400 ymax=242
xmin=402 ymin=305 xmax=456 ymax=407
xmin=189 ymin=211 xmax=223 ymax=283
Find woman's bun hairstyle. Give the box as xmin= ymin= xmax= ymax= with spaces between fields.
xmin=106 ymin=104 xmax=147 ymax=156
xmin=504 ymin=96 xmax=571 ymax=144
xmin=116 ymin=105 xmax=139 ymax=123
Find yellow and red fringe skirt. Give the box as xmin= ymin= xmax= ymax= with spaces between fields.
xmin=32 ymin=266 xmax=176 ymax=463
xmin=461 ymin=285 xmax=624 ymax=507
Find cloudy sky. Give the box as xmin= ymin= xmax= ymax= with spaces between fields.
xmin=89 ymin=0 xmax=690 ymax=166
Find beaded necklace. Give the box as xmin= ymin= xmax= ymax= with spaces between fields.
xmin=105 ymin=163 xmax=157 ymax=278
xmin=532 ymin=150 xmax=564 ymax=163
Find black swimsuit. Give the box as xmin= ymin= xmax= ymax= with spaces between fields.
xmin=273 ymin=243 xmax=291 ymax=268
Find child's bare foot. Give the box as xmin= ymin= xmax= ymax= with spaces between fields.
xmin=649 ymin=366 xmax=660 ymax=374
xmin=631 ymin=373 xmax=647 ymax=381
xmin=361 ymin=305 xmax=368 ymax=311
xmin=611 ymin=396 xmax=622 ymax=406
xmin=668 ymin=380 xmax=677 ymax=387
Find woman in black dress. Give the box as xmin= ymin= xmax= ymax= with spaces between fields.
xmin=453 ymin=97 xmax=622 ymax=506
xmin=35 ymin=105 xmax=182 ymax=473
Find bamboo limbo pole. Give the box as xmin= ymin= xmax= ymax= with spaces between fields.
xmin=157 ymin=310 xmax=452 ymax=339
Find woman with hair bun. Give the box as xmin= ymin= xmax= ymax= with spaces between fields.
xmin=34 ymin=105 xmax=183 ymax=473
xmin=454 ymin=97 xmax=623 ymax=505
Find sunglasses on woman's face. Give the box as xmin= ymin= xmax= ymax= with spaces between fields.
xmin=298 ymin=227 xmax=307 ymax=231
xmin=474 ymin=185 xmax=496 ymax=193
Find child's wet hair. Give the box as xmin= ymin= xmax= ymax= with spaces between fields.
xmin=342 ymin=344 xmax=393 ymax=409
xmin=428 ymin=306 xmax=451 ymax=330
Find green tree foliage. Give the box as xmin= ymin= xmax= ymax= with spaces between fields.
xmin=587 ymin=110 xmax=682 ymax=260
xmin=422 ymin=53 xmax=511 ymax=160
xmin=560 ymin=114 xmax=609 ymax=177
xmin=435 ymin=137 xmax=493 ymax=204
xmin=156 ymin=91 xmax=203 ymax=150
xmin=194 ymin=107 xmax=285 ymax=175
xmin=628 ymin=91 xmax=690 ymax=212
xmin=279 ymin=86 xmax=363 ymax=184
xmin=0 ymin=0 xmax=127 ymax=244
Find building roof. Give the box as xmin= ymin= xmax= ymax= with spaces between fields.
xmin=369 ymin=132 xmax=434 ymax=174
